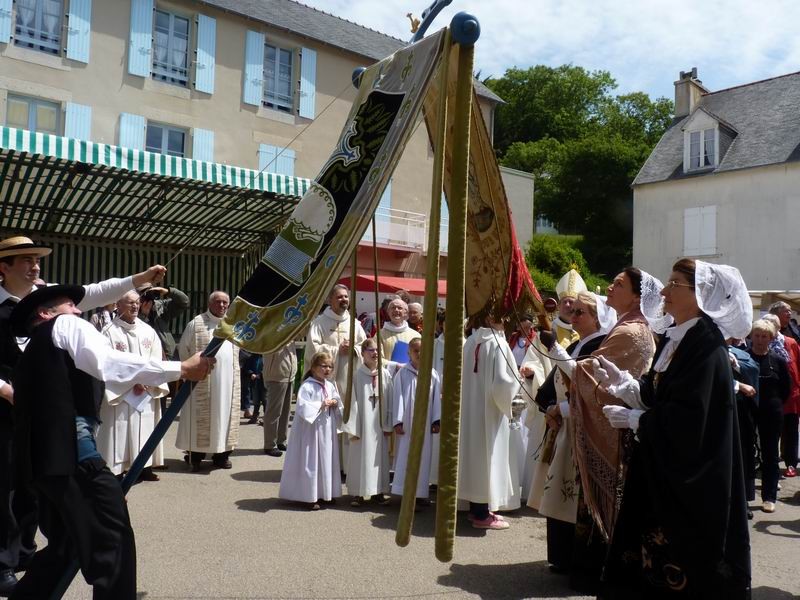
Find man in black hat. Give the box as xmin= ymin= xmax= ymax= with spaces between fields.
xmin=8 ymin=284 xmax=213 ymax=600
xmin=0 ymin=234 xmax=170 ymax=594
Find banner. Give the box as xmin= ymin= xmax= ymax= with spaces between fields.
xmin=216 ymin=30 xmax=447 ymax=353
xmin=423 ymin=47 xmax=543 ymax=318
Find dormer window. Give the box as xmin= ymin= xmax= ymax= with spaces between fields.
xmin=689 ymin=128 xmax=716 ymax=169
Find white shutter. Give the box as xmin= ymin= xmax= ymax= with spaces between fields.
xmin=0 ymin=0 xmax=11 ymax=44
xmin=194 ymin=14 xmax=216 ymax=94
xmin=683 ymin=207 xmax=701 ymax=256
xmin=258 ymin=143 xmax=277 ymax=172
xmin=192 ymin=128 xmax=214 ymax=162
xmin=243 ymin=31 xmax=265 ymax=106
xmin=299 ymin=47 xmax=317 ymax=119
xmin=66 ymin=0 xmax=92 ymax=63
xmin=128 ymin=0 xmax=154 ymax=77
xmin=274 ymin=148 xmax=295 ymax=176
xmin=699 ymin=205 xmax=717 ymax=255
xmin=64 ymin=102 xmax=92 ymax=140
xmin=119 ymin=113 xmax=146 ymax=150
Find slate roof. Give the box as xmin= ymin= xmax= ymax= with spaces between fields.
xmin=633 ymin=71 xmax=800 ymax=185
xmin=198 ymin=0 xmax=503 ymax=102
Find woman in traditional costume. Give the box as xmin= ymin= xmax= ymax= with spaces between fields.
xmin=597 ymin=259 xmax=752 ymax=599
xmin=527 ymin=291 xmax=613 ymax=573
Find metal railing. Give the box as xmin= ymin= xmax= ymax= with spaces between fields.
xmin=361 ymin=206 xmax=449 ymax=255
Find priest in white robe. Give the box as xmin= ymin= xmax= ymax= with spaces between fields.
xmin=342 ymin=338 xmax=393 ymax=505
xmin=518 ymin=332 xmax=550 ymax=500
xmin=279 ymin=351 xmax=343 ymax=508
xmin=305 ymin=284 xmax=366 ymax=394
xmin=96 ymin=290 xmax=169 ymax=480
xmin=176 ymin=291 xmax=240 ymax=471
xmin=380 ymin=298 xmax=421 ymax=367
xmin=391 ymin=338 xmax=441 ymax=502
xmin=457 ymin=315 xmax=522 ymax=529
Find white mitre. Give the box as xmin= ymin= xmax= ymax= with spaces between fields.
xmin=555 ymin=268 xmax=588 ymax=300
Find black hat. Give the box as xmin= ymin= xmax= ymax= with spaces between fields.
xmin=10 ymin=284 xmax=85 ymax=337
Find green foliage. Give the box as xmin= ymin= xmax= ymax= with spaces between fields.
xmin=486 ymin=64 xmax=674 ymax=278
xmin=525 ymin=234 xmax=609 ymax=293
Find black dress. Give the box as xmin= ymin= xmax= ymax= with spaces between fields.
xmin=601 ymin=315 xmax=751 ymax=599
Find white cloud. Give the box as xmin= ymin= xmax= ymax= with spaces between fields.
xmin=297 ymin=0 xmax=800 ymax=99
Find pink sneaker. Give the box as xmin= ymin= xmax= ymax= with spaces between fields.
xmin=472 ymin=515 xmax=510 ymax=530
xmin=785 ymin=466 xmax=797 ymax=478
xmin=467 ymin=512 xmax=506 ymax=522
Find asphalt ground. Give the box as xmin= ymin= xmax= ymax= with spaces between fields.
xmin=47 ymin=413 xmax=800 ymax=600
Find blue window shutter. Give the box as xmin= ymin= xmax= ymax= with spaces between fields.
xmin=379 ymin=179 xmax=392 ymax=210
xmin=194 ymin=14 xmax=216 ymax=94
xmin=64 ymin=103 xmax=92 ymax=140
xmin=258 ymin=144 xmax=277 ymax=172
xmin=66 ymin=0 xmax=92 ymax=63
xmin=0 ymin=0 xmax=13 ymax=44
xmin=119 ymin=113 xmax=146 ymax=149
xmin=128 ymin=0 xmax=153 ymax=77
xmin=243 ymin=31 xmax=265 ymax=106
xmin=275 ymin=148 xmax=295 ymax=176
xmin=192 ymin=128 xmax=214 ymax=162
xmin=299 ymin=47 xmax=317 ymax=119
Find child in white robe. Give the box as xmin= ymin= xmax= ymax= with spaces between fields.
xmin=279 ymin=351 xmax=343 ymax=510
xmin=391 ymin=338 xmax=441 ymax=506
xmin=342 ymin=338 xmax=393 ymax=506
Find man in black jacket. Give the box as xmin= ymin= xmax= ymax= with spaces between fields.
xmin=9 ymin=285 xmax=212 ymax=600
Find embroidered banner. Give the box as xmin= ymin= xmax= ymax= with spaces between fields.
xmin=216 ymin=30 xmax=447 ymax=352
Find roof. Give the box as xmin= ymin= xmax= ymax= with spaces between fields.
xmin=0 ymin=127 xmax=307 ymax=253
xmin=198 ymin=0 xmax=503 ymax=103
xmin=634 ymin=71 xmax=800 ymax=185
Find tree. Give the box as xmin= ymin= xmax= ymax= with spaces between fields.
xmin=484 ymin=65 xmax=616 ymax=154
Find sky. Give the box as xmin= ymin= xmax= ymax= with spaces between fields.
xmin=297 ymin=0 xmax=800 ymax=101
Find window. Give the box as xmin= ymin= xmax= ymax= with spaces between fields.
xmin=6 ymin=95 xmax=60 ymax=134
xmin=683 ymin=205 xmax=717 ymax=256
xmin=263 ymin=44 xmax=294 ymax=112
xmin=15 ymin=0 xmax=63 ymax=55
xmin=152 ymin=10 xmax=189 ymax=87
xmin=145 ymin=123 xmax=186 ymax=157
xmin=688 ymin=128 xmax=716 ymax=170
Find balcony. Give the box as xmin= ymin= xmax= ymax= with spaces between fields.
xmin=361 ymin=206 xmax=449 ymax=255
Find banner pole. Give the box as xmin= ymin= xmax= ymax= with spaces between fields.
xmin=434 ymin=12 xmax=479 ymax=564
xmin=395 ymin=27 xmax=451 ymax=548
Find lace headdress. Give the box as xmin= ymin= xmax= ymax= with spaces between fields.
xmin=639 ymin=270 xmax=673 ymax=334
xmin=695 ymin=261 xmax=752 ymax=340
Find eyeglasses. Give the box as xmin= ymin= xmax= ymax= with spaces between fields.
xmin=665 ymin=280 xmax=694 ymax=290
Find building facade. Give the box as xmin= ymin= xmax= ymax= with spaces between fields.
xmin=0 ymin=0 xmax=526 ymax=316
xmin=633 ymin=68 xmax=800 ymax=297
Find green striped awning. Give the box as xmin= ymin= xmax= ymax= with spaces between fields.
xmin=0 ymin=126 xmax=311 ymax=253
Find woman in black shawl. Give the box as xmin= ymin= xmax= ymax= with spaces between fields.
xmin=594 ymin=258 xmax=751 ymax=599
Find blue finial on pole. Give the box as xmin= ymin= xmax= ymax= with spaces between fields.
xmin=352 ymin=66 xmax=366 ymax=89
xmin=450 ymin=12 xmax=480 ymax=46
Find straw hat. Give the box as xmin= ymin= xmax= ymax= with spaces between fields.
xmin=0 ymin=236 xmax=52 ymax=260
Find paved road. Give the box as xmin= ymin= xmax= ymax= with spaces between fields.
xmin=55 ymin=416 xmax=800 ymax=599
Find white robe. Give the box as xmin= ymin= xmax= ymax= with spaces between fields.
xmin=342 ymin=364 xmax=393 ymax=498
xmin=96 ymin=317 xmax=169 ymax=475
xmin=391 ymin=364 xmax=441 ymax=498
xmin=519 ymin=337 xmax=550 ymax=499
xmin=279 ymin=378 xmax=343 ymax=502
xmin=305 ymin=307 xmax=366 ymax=394
xmin=457 ymin=327 xmax=520 ymax=511
xmin=176 ymin=312 xmax=237 ymax=454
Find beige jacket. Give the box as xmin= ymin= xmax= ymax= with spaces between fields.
xmin=262 ymin=342 xmax=298 ymax=382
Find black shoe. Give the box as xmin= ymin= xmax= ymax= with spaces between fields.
xmin=190 ymin=462 xmax=203 ymax=473
xmin=247 ymin=417 xmax=259 ymax=424
xmin=747 ymin=509 xmax=754 ymax=520
xmin=264 ymin=448 xmax=283 ymax=457
xmin=0 ymin=569 xmax=18 ymax=596
xmin=277 ymin=443 xmax=287 ymax=451
xmin=213 ymin=459 xmax=233 ymax=469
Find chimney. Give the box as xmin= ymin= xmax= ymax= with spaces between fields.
xmin=674 ymin=68 xmax=706 ymax=118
